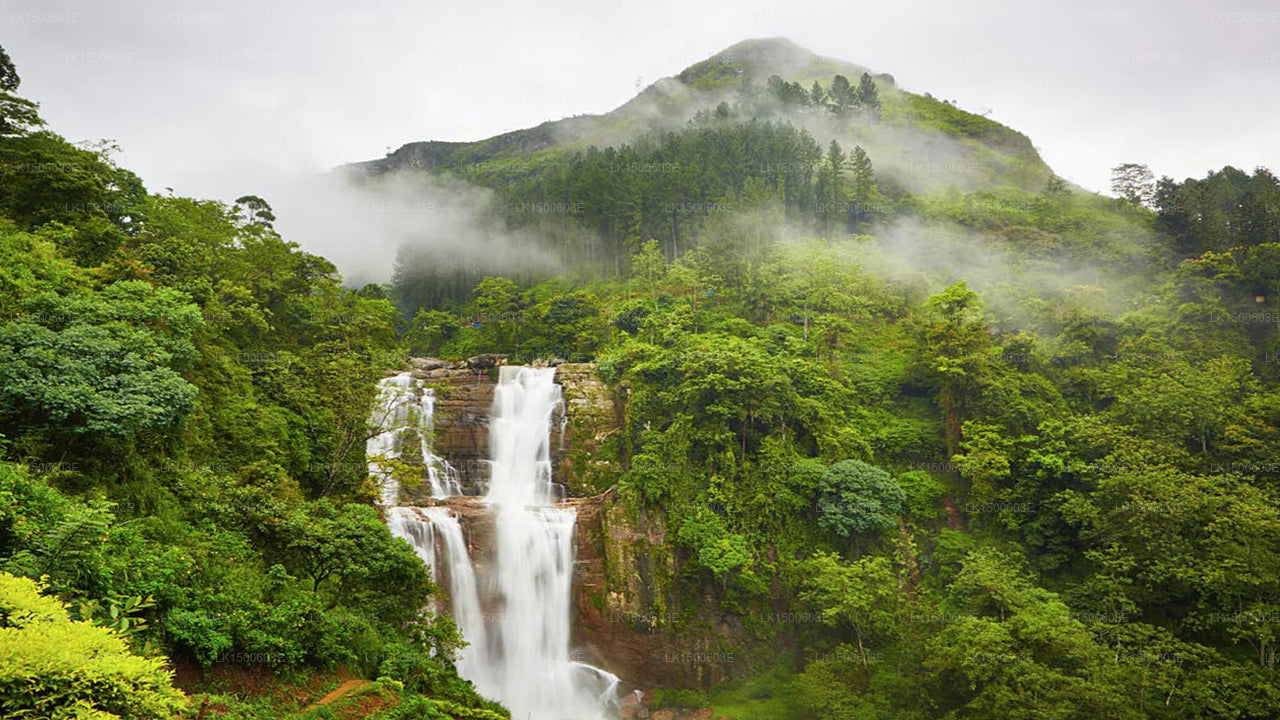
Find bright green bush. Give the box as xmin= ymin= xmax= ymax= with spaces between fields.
xmin=0 ymin=571 xmax=187 ymax=719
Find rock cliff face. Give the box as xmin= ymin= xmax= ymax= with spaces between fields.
xmin=572 ymin=495 xmax=749 ymax=690
xmin=405 ymin=357 xmax=750 ymax=691
xmin=554 ymin=362 xmax=624 ymax=496
xmin=406 ymin=358 xmax=617 ymax=498
xmin=408 ymin=357 xmax=497 ymax=497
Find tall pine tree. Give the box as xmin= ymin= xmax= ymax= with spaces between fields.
xmin=829 ymin=75 xmax=855 ymax=112
xmin=856 ymin=73 xmax=881 ymax=119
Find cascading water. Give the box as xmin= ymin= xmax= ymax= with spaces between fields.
xmin=367 ymin=366 xmax=618 ymax=720
xmin=479 ymin=366 xmax=617 ymax=719
xmin=368 ymin=372 xmax=461 ymax=505
xmin=370 ymin=372 xmax=462 ymax=602
xmin=421 ymin=506 xmax=489 ymax=682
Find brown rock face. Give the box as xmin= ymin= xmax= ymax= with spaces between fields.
xmin=407 ymin=361 xmax=497 ymax=498
xmin=409 ymin=361 xmax=621 ymax=500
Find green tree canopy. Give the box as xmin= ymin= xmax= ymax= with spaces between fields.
xmin=0 ymin=281 xmax=201 ymax=439
xmin=817 ymin=460 xmax=906 ymax=536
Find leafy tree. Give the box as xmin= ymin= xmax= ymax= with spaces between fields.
xmin=848 ymin=145 xmax=879 ymax=228
xmin=272 ymin=501 xmax=433 ymax=621
xmin=471 ymin=276 xmax=523 ymax=349
xmin=801 ymin=552 xmax=896 ymax=671
xmin=913 ymin=282 xmax=994 ymax=456
xmin=828 ymin=74 xmax=855 ymax=112
xmin=923 ymin=548 xmax=1142 ymax=720
xmin=1101 ymin=352 xmax=1252 ymax=454
xmin=856 ymin=73 xmax=881 ymax=118
xmin=0 ymin=133 xmax=143 ymax=261
xmin=818 ymin=140 xmax=846 ymax=236
xmin=1156 ymin=166 xmax=1280 ymax=254
xmin=817 ymin=460 xmax=906 ymax=536
xmin=809 ymin=80 xmax=826 ymax=106
xmin=1043 ymin=174 xmax=1070 ymax=197
xmin=0 ymin=281 xmax=201 ymax=440
xmin=1071 ymin=467 xmax=1280 ymax=666
xmin=1110 ymin=162 xmax=1155 ymax=206
xmin=676 ymin=508 xmax=755 ymax=590
xmin=405 ymin=309 xmax=458 ymax=356
xmin=233 ymin=194 xmax=276 ymax=229
xmin=766 ymin=75 xmax=809 ymax=105
xmin=0 ymin=43 xmax=41 ymax=137
xmin=0 ymin=44 xmax=18 ymax=92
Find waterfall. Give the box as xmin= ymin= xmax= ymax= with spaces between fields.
xmin=480 ymin=367 xmax=616 ymax=719
xmin=367 ymin=366 xmax=618 ymax=720
xmin=487 ymin=366 xmax=562 ymax=506
xmin=386 ymin=506 xmax=436 ymax=572
xmin=421 ymin=506 xmax=489 ymax=682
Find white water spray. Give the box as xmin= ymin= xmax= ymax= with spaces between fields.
xmin=421 ymin=506 xmax=489 ymax=681
xmin=480 ymin=366 xmax=617 ymax=719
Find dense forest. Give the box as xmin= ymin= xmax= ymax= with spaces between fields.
xmin=5 ymin=34 xmax=1280 ymax=720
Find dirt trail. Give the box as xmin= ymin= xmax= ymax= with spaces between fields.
xmin=303 ymin=679 xmax=369 ymax=711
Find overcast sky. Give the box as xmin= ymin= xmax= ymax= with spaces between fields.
xmin=4 ymin=0 xmax=1277 ymax=206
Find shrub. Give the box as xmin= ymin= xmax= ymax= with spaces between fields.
xmin=0 ymin=571 xmax=187 ymax=719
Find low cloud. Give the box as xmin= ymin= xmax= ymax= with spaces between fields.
xmin=266 ymin=169 xmax=563 ymax=287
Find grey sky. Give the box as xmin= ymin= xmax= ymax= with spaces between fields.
xmin=3 ymin=0 xmax=1277 ymax=206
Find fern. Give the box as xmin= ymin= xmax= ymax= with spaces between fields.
xmin=33 ymin=506 xmax=111 ymax=580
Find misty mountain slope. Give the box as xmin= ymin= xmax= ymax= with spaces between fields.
xmin=343 ymin=38 xmax=1050 ymax=195
xmin=319 ymin=38 xmax=1157 ymax=319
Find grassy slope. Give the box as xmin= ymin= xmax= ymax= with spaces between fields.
xmin=345 ymin=38 xmax=1052 ymax=195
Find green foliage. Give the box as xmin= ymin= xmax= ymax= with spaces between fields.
xmin=0 ymin=47 xmax=489 ymax=717
xmin=828 ymin=75 xmax=854 ymax=110
xmin=817 ymin=460 xmax=906 ymax=536
xmin=0 ymin=133 xmax=143 ymax=263
xmin=0 ymin=571 xmax=187 ymax=719
xmin=856 ymin=73 xmax=881 ymax=116
xmin=801 ymin=552 xmax=896 ymax=663
xmin=0 ymin=43 xmax=42 ymax=138
xmin=1156 ymin=166 xmax=1280 ymax=255
xmin=0 ymin=281 xmax=201 ymax=439
xmin=920 ymin=549 xmax=1143 ymax=719
xmin=896 ymin=470 xmax=946 ymax=522
xmin=406 ymin=309 xmax=459 ymax=357
xmin=652 ymin=687 xmax=709 ymax=709
xmin=1110 ymin=162 xmax=1154 ymax=206
xmin=8 ymin=38 xmax=1280 ymax=720
xmin=676 ymin=508 xmax=756 ymax=587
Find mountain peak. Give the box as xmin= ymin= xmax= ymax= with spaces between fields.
xmin=677 ymin=37 xmax=879 ymax=92
xmin=346 ymin=37 xmax=1043 ymax=193
xmin=716 ymin=37 xmax=820 ymax=67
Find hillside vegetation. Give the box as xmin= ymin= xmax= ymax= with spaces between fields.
xmin=4 ymin=36 xmax=1280 ymax=720
xmin=0 ymin=45 xmax=506 ymax=720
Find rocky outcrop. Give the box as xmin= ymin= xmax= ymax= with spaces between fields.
xmin=406 ymin=360 xmax=622 ymax=499
xmin=571 ymin=492 xmax=750 ymax=691
xmin=465 ymin=354 xmax=507 ymax=370
xmin=555 ymin=363 xmax=623 ymax=496
xmin=409 ymin=360 xmax=497 ymax=497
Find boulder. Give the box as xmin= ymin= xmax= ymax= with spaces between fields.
xmin=411 ymin=357 xmax=450 ymax=371
xmin=466 ymin=353 xmax=507 ymax=370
